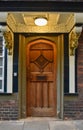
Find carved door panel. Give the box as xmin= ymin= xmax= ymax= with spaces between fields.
xmin=26 ymin=39 xmax=57 ymax=117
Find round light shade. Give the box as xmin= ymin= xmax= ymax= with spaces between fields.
xmin=34 ymin=17 xmax=47 ymax=26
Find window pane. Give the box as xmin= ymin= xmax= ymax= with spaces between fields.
xmin=0 ymin=80 xmax=2 ymax=89
xmin=0 ymin=58 xmax=3 ymax=66
xmin=0 ymin=36 xmax=3 ymax=56
xmin=0 ymin=68 xmax=2 ymax=77
xmin=0 ymin=49 xmax=3 ymax=55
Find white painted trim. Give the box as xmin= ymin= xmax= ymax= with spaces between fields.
xmin=69 ymin=56 xmax=75 ymax=93
xmin=7 ymin=55 xmax=13 ymax=93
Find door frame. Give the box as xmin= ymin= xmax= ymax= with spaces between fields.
xmin=18 ymin=34 xmax=64 ymax=119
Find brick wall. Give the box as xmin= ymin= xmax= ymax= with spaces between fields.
xmin=64 ymin=30 xmax=83 ymax=120
xmin=64 ymin=88 xmax=83 ymax=120
xmin=0 ymin=100 xmax=19 ymax=120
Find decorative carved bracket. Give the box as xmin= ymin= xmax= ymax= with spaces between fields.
xmin=3 ymin=31 xmax=13 ymax=55
xmin=70 ymin=31 xmax=79 ymax=55
xmin=70 ymin=27 xmax=82 ymax=55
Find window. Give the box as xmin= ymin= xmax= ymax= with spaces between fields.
xmin=0 ymin=35 xmax=5 ymax=92
xmin=0 ymin=30 xmax=13 ymax=94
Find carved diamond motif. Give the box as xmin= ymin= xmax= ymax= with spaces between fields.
xmin=34 ymin=54 xmax=49 ymax=69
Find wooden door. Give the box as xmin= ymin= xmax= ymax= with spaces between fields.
xmin=26 ymin=39 xmax=57 ymax=117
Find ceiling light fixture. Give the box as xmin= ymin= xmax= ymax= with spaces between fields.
xmin=34 ymin=17 xmax=47 ymax=26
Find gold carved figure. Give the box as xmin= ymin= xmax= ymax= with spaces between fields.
xmin=3 ymin=31 xmax=12 ymax=55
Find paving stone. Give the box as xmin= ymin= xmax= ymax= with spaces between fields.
xmin=0 ymin=119 xmax=83 ymax=130
xmin=73 ymin=120 xmax=83 ymax=130
xmin=49 ymin=121 xmax=77 ymax=130
xmin=24 ymin=121 xmax=49 ymax=130
xmin=0 ymin=121 xmax=24 ymax=130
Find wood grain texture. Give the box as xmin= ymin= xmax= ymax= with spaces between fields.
xmin=26 ymin=38 xmax=57 ymax=117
